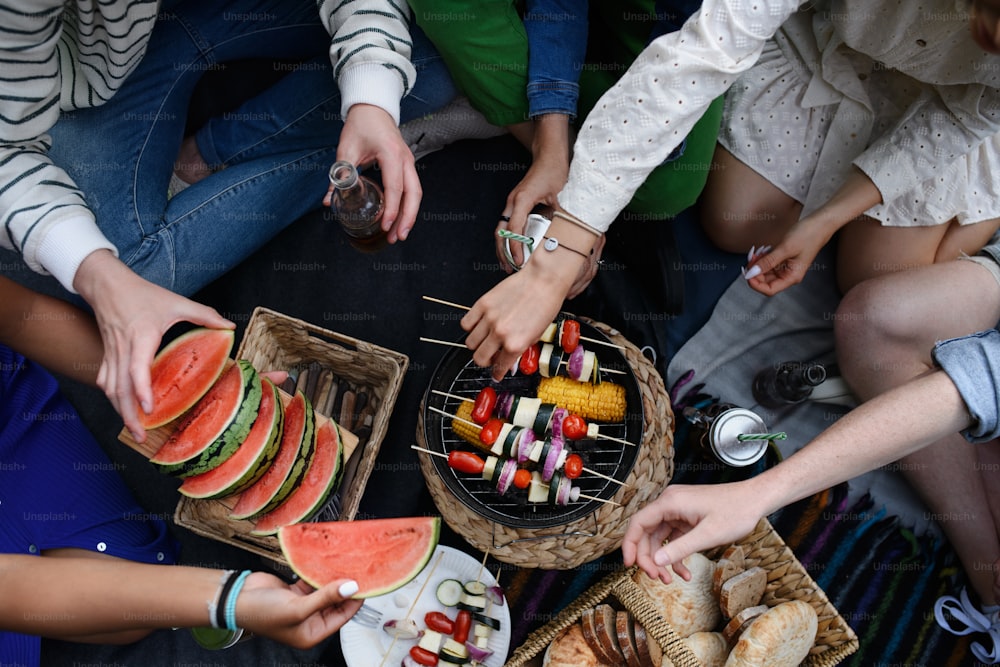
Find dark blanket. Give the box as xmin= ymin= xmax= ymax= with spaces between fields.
xmin=5 ymin=135 xmax=981 ymax=666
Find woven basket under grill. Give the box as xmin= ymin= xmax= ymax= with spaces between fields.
xmin=416 ymin=317 xmax=674 ymax=570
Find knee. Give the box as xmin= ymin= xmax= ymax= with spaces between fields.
xmin=834 ymin=278 xmax=919 ymax=381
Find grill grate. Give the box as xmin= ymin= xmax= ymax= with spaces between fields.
xmin=422 ymin=321 xmax=644 ymax=528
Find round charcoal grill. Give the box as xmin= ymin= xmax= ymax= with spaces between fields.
xmin=422 ymin=319 xmax=644 ymax=529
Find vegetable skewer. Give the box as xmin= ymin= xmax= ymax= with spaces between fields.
xmin=431 ymin=389 xmax=632 ymax=447
xmin=426 ymin=406 xmax=628 ymax=487
xmin=413 ymin=446 xmax=621 ymax=507
xmin=421 ymin=295 xmax=625 ymax=351
xmin=418 ymin=336 xmax=626 ymax=377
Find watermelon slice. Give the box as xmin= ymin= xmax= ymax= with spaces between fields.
xmin=229 ymin=390 xmax=316 ymax=520
xmin=250 ymin=419 xmax=344 ymax=535
xmin=140 ymin=327 xmax=234 ymax=429
xmin=150 ymin=360 xmax=262 ymax=477
xmin=278 ymin=517 xmax=441 ymax=598
xmin=178 ymin=377 xmax=284 ymax=499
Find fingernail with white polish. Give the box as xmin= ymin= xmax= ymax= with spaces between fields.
xmin=339 ymin=580 xmax=359 ymax=597
xmin=744 ymin=265 xmax=762 ymax=280
xmin=747 ymin=245 xmax=756 ymax=262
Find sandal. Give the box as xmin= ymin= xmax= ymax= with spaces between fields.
xmin=934 ymin=588 xmax=1000 ymax=664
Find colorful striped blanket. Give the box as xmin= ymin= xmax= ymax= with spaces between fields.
xmin=499 ymin=443 xmax=980 ymax=665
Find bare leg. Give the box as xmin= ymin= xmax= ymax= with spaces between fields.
xmin=836 ymin=215 xmax=1000 ymax=293
xmin=699 ymin=145 xmax=802 ymax=253
xmin=836 ymin=260 xmax=1000 ymax=604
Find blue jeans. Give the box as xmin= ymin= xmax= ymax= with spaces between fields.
xmin=48 ymin=0 xmax=455 ymax=297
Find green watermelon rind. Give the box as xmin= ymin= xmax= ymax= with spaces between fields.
xmin=228 ymin=391 xmax=315 ymax=521
xmin=140 ymin=327 xmax=235 ymax=430
xmin=177 ymin=377 xmax=285 ymax=500
xmin=277 ymin=517 xmax=442 ymax=598
xmin=151 ymin=360 xmax=263 ymax=477
xmin=251 ymin=395 xmax=317 ymax=517
xmin=249 ymin=419 xmax=344 ymax=536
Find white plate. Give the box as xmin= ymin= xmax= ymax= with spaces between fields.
xmin=340 ymin=545 xmax=511 ymax=667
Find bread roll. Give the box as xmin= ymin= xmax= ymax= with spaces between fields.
xmin=633 ymin=552 xmax=721 ymax=636
xmin=543 ymin=623 xmax=610 ymax=667
xmin=684 ymin=632 xmax=729 ymax=667
xmin=724 ymin=600 xmax=818 ymax=667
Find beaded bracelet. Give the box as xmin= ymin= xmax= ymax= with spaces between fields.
xmin=223 ymin=570 xmax=253 ymax=632
xmin=208 ymin=570 xmax=237 ymax=629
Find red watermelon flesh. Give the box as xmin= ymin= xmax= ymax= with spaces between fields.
xmin=251 ymin=419 xmax=343 ymax=535
xmin=278 ymin=517 xmax=441 ymax=598
xmin=178 ymin=377 xmax=284 ymax=500
xmin=229 ymin=390 xmax=312 ymax=520
xmin=140 ymin=327 xmax=234 ymax=429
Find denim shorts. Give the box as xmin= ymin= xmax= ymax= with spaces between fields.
xmin=933 ymin=328 xmax=1000 ymax=443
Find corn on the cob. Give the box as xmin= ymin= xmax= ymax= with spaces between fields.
xmin=450 ymin=400 xmax=484 ymax=448
xmin=537 ymin=376 xmax=626 ymax=422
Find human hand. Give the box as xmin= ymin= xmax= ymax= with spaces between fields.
xmin=495 ymin=152 xmax=571 ymax=270
xmin=462 ymin=251 xmax=580 ymax=381
xmin=621 ymin=483 xmax=765 ymax=585
xmin=328 ymin=104 xmax=420 ymax=243
xmin=743 ymin=217 xmax=830 ymax=296
xmin=73 ymin=250 xmax=233 ymax=442
xmin=236 ymin=573 xmax=364 ymax=649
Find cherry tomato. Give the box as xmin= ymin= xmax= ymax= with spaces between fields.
xmin=479 ymin=418 xmax=504 ymax=446
xmin=560 ymin=319 xmax=581 ymax=353
xmin=519 ymin=342 xmax=541 ymax=375
xmin=424 ymin=611 xmax=455 ymax=634
xmin=564 ymin=453 xmax=584 ymax=479
xmin=448 ymin=450 xmax=485 ymax=475
xmin=471 ymin=387 xmax=497 ymax=424
xmin=561 ymin=414 xmax=588 ymax=441
xmin=454 ymin=610 xmax=472 ymax=644
xmin=513 ymin=468 xmax=532 ymax=489
xmin=409 ymin=646 xmax=439 ymax=666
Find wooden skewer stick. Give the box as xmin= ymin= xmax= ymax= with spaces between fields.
xmin=377 ymin=550 xmax=445 ymax=667
xmin=422 ymin=295 xmax=626 ymax=351
xmin=476 ymin=545 xmax=490 ymax=584
xmin=419 ymin=336 xmax=468 ymax=349
xmin=431 ymin=389 xmax=472 ymax=403
xmin=422 ymin=295 xmax=470 ymax=311
xmin=583 ymin=467 xmax=629 ymax=487
xmin=578 ymin=493 xmax=621 ymax=506
xmin=427 ymin=405 xmax=481 ymax=430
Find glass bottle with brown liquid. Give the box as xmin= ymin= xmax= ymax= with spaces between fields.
xmin=328 ymin=160 xmax=386 ymax=251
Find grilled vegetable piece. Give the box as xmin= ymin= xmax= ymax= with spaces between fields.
xmin=536 ymin=376 xmax=626 ymax=422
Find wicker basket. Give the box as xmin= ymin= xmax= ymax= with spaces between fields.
xmin=503 ymin=517 xmax=860 ymax=667
xmin=121 ymin=307 xmax=408 ymax=564
xmin=415 ymin=318 xmax=674 ymax=570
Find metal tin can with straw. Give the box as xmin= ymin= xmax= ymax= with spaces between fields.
xmin=683 ymin=403 xmax=770 ymax=467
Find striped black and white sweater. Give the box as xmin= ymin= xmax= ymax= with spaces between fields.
xmin=0 ymin=0 xmax=415 ymax=292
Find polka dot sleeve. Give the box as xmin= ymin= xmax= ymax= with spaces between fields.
xmin=557 ymin=0 xmax=804 ymax=231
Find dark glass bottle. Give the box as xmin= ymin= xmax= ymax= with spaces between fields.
xmin=752 ymin=361 xmax=827 ymax=408
xmin=328 ymin=160 xmax=385 ymax=250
